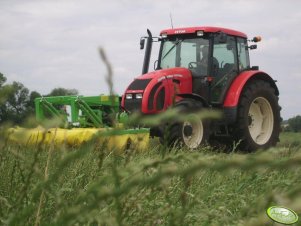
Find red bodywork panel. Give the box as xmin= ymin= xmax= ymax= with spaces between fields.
xmin=223 ymin=70 xmax=275 ymax=107
xmin=122 ymin=68 xmax=192 ymax=114
xmin=122 ymin=68 xmax=277 ymax=113
xmin=160 ymin=26 xmax=247 ymax=38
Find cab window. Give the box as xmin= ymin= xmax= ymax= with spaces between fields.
xmin=237 ymin=37 xmax=250 ymax=71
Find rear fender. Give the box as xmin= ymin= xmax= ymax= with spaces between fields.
xmin=223 ymin=71 xmax=279 ymax=107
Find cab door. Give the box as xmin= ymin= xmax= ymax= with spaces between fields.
xmin=210 ymin=34 xmax=239 ymax=104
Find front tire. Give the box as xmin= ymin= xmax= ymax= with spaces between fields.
xmin=235 ymin=80 xmax=281 ymax=151
xmin=161 ymin=99 xmax=209 ymax=149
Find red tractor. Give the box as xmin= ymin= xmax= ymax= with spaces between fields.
xmin=121 ymin=26 xmax=281 ymax=151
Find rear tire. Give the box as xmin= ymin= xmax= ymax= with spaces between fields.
xmin=161 ymin=99 xmax=209 ymax=149
xmin=235 ymin=80 xmax=281 ymax=151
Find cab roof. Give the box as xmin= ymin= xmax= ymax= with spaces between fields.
xmin=160 ymin=26 xmax=247 ymax=38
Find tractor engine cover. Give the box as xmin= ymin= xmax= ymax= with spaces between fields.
xmin=122 ymin=67 xmax=192 ymax=114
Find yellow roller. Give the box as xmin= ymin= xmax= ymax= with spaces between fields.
xmin=6 ymin=126 xmax=149 ymax=152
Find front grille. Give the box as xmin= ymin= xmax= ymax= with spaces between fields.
xmin=128 ymin=79 xmax=151 ymax=90
xmin=124 ymin=99 xmax=142 ymax=113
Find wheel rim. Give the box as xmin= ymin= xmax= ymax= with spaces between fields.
xmin=248 ymin=97 xmax=274 ymax=145
xmin=182 ymin=120 xmax=204 ymax=149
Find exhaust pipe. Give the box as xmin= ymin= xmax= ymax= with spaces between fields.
xmin=142 ymin=29 xmax=153 ymax=75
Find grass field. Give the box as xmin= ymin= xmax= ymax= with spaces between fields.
xmin=0 ymin=132 xmax=301 ymax=226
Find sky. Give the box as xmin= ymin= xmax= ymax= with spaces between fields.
xmin=0 ymin=0 xmax=300 ymax=119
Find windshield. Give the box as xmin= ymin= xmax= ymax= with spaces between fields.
xmin=159 ymin=37 xmax=210 ymax=71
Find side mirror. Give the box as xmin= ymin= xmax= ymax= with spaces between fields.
xmin=140 ymin=38 xmax=145 ymax=50
xmin=249 ymin=45 xmax=257 ymax=50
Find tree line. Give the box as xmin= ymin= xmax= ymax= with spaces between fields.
xmin=284 ymin=115 xmax=301 ymax=132
xmin=0 ymin=72 xmax=78 ymax=125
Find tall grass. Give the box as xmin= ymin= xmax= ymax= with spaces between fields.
xmin=0 ymin=134 xmax=301 ymax=226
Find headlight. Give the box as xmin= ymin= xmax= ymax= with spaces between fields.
xmin=136 ymin=93 xmax=143 ymax=99
xmin=161 ymin=33 xmax=168 ymax=38
xmin=196 ymin=30 xmax=204 ymax=36
xmin=125 ymin=94 xmax=133 ymax=99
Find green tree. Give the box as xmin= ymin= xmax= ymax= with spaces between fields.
xmin=0 ymin=73 xmax=79 ymax=125
xmin=47 ymin=87 xmax=78 ymax=96
xmin=0 ymin=81 xmax=30 ymax=124
xmin=0 ymin=73 xmax=41 ymax=124
xmin=0 ymin=72 xmax=6 ymax=87
xmin=0 ymin=73 xmax=10 ymax=104
xmin=26 ymin=90 xmax=42 ymax=115
xmin=288 ymin=115 xmax=301 ymax=132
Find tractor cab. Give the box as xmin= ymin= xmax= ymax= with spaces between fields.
xmin=156 ymin=27 xmax=252 ymax=105
xmin=123 ymin=27 xmax=262 ymax=115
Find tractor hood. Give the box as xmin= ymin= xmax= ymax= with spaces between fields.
xmin=138 ymin=67 xmax=192 ymax=81
xmin=122 ymin=67 xmax=193 ymax=114
xmin=124 ymin=67 xmax=192 ymax=94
